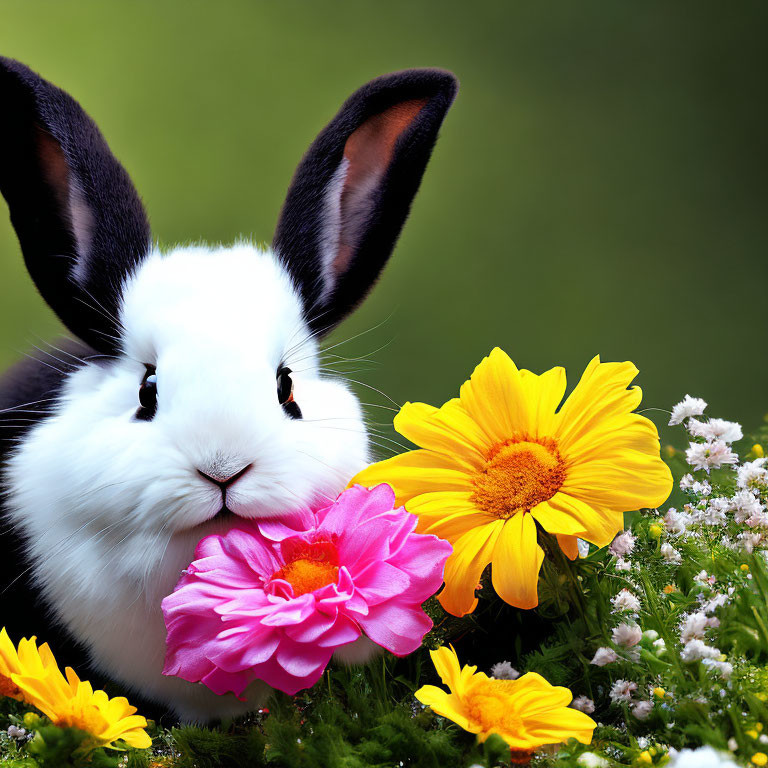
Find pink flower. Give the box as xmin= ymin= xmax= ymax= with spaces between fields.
xmin=161 ymin=484 xmax=452 ymax=696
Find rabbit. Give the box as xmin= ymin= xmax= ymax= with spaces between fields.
xmin=0 ymin=57 xmax=457 ymax=722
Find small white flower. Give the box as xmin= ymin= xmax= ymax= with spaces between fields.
xmin=6 ymin=726 xmax=27 ymax=740
xmin=686 ymin=441 xmax=738 ymax=473
xmin=489 ymin=661 xmax=519 ymax=680
xmin=577 ymin=753 xmax=609 ymax=768
xmin=747 ymin=509 xmax=768 ymax=528
xmin=609 ymin=530 xmax=636 ymax=558
xmin=737 ymin=458 xmax=768 ymax=491
xmin=694 ymin=569 xmax=712 ymax=585
xmin=680 ymin=612 xmax=709 ymax=643
xmin=664 ymin=508 xmax=693 ymax=536
xmin=609 ymin=678 xmax=637 ymax=703
xmin=669 ymin=395 xmax=707 ymax=426
xmin=695 ymin=496 xmax=730 ymax=526
xmin=730 ymin=490 xmax=763 ymax=523
xmin=702 ymin=593 xmax=729 ymax=613
xmin=680 ymin=639 xmax=721 ymax=662
xmin=577 ymin=538 xmax=591 ymax=558
xmin=615 ymin=557 xmax=632 ymax=572
xmin=736 ymin=531 xmax=764 ymax=553
xmin=590 ymin=646 xmax=619 ymax=666
xmin=687 ymin=418 xmax=743 ymax=444
xmin=642 ymin=629 xmax=659 ymax=641
xmin=631 ymin=700 xmax=653 ymax=720
xmin=661 ymin=542 xmax=682 ymax=564
xmin=571 ymin=695 xmax=596 ymax=714
xmin=653 ymin=638 xmax=667 ymax=654
xmin=702 ymin=658 xmax=733 ymax=680
xmin=612 ymin=622 xmax=642 ymax=648
xmin=679 ymin=475 xmax=712 ymax=495
xmin=611 ymin=589 xmax=641 ymax=613
xmin=727 ymin=739 xmax=738 ymax=751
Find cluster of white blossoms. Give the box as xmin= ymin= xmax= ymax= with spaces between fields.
xmin=673 ymin=396 xmax=741 ymax=473
xmin=586 ymin=395 xmax=767 ymax=735
xmin=666 ymin=396 xmax=768 ymax=553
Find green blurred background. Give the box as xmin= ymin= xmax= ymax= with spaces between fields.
xmin=1 ymin=1 xmax=766 ymax=450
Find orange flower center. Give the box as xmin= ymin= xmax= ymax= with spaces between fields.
xmin=472 ymin=437 xmax=565 ymax=518
xmin=465 ymin=677 xmax=522 ymax=735
xmin=275 ymin=558 xmax=340 ymax=596
xmin=0 ymin=673 xmax=21 ymax=700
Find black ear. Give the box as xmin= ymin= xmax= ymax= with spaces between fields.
xmin=0 ymin=57 xmax=151 ymax=353
xmin=273 ymin=68 xmax=458 ymax=334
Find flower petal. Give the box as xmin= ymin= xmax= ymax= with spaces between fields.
xmin=546 ymin=492 xmax=624 ymax=548
xmin=406 ymin=491 xmax=495 ymax=541
xmin=458 ymin=348 xmax=531 ymax=441
xmin=394 ymin=400 xmax=490 ymax=466
xmin=414 ymin=686 xmax=479 ymax=733
xmin=563 ymin=453 xmax=673 ymax=514
xmin=491 ymin=513 xmax=543 ymax=610
xmin=530 ymin=500 xmax=588 ymax=536
xmin=556 ymin=534 xmax=579 ymax=560
xmin=438 ymin=520 xmax=505 ymax=616
xmin=350 ymin=449 xmax=473 ymax=506
xmin=553 ymin=357 xmax=642 ymax=450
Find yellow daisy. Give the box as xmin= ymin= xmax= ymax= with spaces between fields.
xmin=351 ymin=348 xmax=672 ymax=615
xmin=0 ymin=628 xmax=58 ymax=703
xmin=1 ymin=628 xmax=151 ymax=751
xmin=415 ymin=645 xmax=596 ymax=750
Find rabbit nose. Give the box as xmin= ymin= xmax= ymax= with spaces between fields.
xmin=197 ymin=464 xmax=253 ymax=490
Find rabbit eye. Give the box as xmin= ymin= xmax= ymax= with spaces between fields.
xmin=277 ymin=366 xmax=302 ymax=419
xmin=136 ymin=366 xmax=158 ymax=421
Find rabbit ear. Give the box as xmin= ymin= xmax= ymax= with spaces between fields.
xmin=0 ymin=57 xmax=151 ymax=353
xmin=273 ymin=68 xmax=458 ymax=334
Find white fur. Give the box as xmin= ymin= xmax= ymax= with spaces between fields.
xmin=5 ymin=243 xmax=370 ymax=721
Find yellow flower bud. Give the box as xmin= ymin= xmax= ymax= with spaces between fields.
xmin=653 ymin=687 xmax=665 ymax=699
xmin=758 ymin=724 xmax=764 ymax=732
xmin=748 ymin=730 xmax=759 ymax=740
xmin=22 ymin=712 xmax=42 ymax=729
xmin=639 ymin=751 xmax=653 ymax=764
xmin=753 ymin=444 xmax=765 ymax=458
xmin=751 ymin=753 xmax=767 ymax=766
xmin=741 ymin=564 xmax=751 ymax=573
xmin=649 ymin=524 xmax=663 ymax=539
xmin=649 ymin=747 xmax=658 ymax=756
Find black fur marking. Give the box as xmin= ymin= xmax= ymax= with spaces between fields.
xmin=0 ymin=57 xmax=151 ymax=354
xmin=273 ymin=68 xmax=458 ymax=335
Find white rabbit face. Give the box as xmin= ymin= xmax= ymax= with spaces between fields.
xmin=29 ymin=243 xmax=370 ymax=541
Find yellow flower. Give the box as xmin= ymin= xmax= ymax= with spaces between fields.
xmin=0 ymin=628 xmax=59 ymax=704
xmin=1 ymin=628 xmax=151 ymax=751
xmin=415 ymin=646 xmax=595 ymax=750
xmin=352 ymin=349 xmax=672 ymax=614
xmin=752 ymin=753 xmax=767 ymax=767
